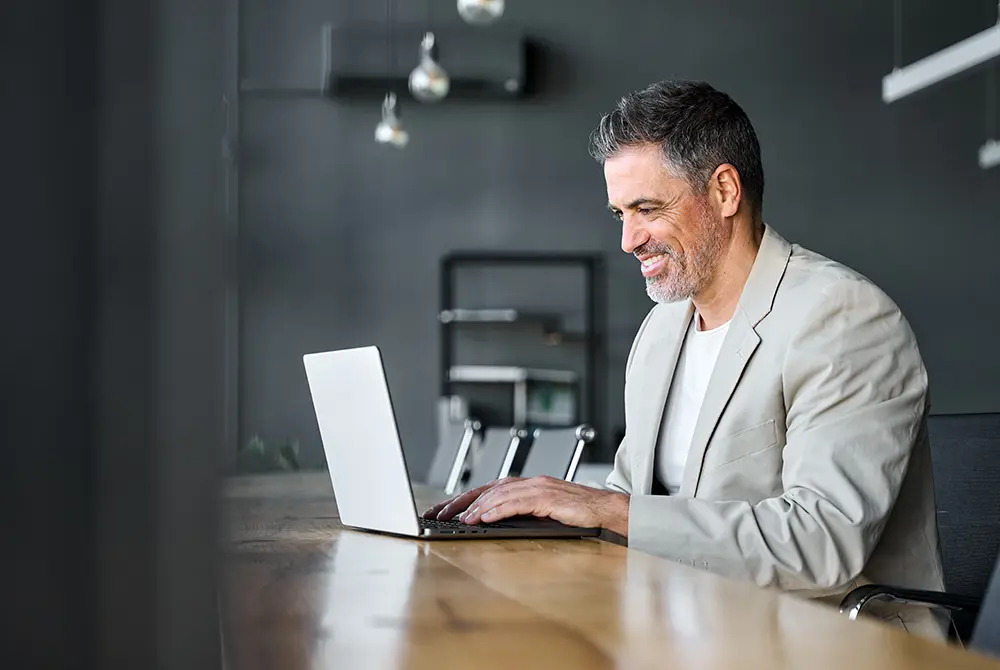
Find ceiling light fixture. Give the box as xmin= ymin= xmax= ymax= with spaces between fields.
xmin=457 ymin=0 xmax=505 ymax=26
xmin=375 ymin=92 xmax=409 ymax=148
xmin=408 ymin=32 xmax=450 ymax=103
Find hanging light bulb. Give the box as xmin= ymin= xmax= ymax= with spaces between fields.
xmin=457 ymin=0 xmax=504 ymax=25
xmin=375 ymin=92 xmax=409 ymax=148
xmin=408 ymin=32 xmax=450 ymax=103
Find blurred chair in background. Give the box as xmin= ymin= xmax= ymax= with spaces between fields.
xmin=424 ymin=418 xmax=481 ymax=495
xmin=519 ymin=424 xmax=595 ymax=481
xmin=572 ymin=463 xmax=615 ymax=488
xmin=465 ymin=427 xmax=527 ymax=490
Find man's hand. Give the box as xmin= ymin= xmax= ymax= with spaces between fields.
xmin=422 ymin=476 xmax=630 ymax=537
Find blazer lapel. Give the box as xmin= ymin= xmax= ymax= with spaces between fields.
xmin=678 ymin=312 xmax=759 ymax=496
xmin=678 ymin=225 xmax=792 ymax=497
xmin=633 ymin=302 xmax=694 ymax=494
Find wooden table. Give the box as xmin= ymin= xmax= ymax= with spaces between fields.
xmin=220 ymin=472 xmax=999 ymax=670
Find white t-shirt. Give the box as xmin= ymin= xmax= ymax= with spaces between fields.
xmin=655 ymin=315 xmax=730 ymax=494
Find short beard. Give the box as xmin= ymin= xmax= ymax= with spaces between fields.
xmin=641 ymin=204 xmax=727 ymax=304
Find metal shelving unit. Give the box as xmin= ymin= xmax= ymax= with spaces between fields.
xmin=439 ymin=252 xmax=604 ymax=449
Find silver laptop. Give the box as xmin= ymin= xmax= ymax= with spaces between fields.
xmin=302 ymin=345 xmax=600 ymax=539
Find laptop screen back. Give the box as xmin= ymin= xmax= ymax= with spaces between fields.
xmin=303 ymin=346 xmax=420 ymax=536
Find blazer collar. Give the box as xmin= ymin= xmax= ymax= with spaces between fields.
xmin=735 ymin=224 xmax=791 ymax=328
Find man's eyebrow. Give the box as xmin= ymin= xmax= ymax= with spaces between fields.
xmin=607 ymin=197 xmax=668 ymax=212
xmin=625 ymin=197 xmax=665 ymax=209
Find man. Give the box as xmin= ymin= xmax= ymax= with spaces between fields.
xmin=424 ymin=80 xmax=945 ymax=637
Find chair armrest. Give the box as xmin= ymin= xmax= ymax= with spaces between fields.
xmin=839 ymin=584 xmax=982 ymax=620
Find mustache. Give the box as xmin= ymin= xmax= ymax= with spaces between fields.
xmin=633 ymin=242 xmax=676 ymax=260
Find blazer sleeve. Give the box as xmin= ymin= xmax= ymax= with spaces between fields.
xmin=626 ymin=278 xmax=929 ymax=593
xmin=604 ymin=306 xmax=658 ymax=495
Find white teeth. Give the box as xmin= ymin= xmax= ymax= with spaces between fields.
xmin=641 ymin=254 xmax=665 ymax=267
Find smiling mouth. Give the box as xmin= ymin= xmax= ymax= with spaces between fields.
xmin=641 ymin=254 xmax=667 ymax=269
xmin=638 ymin=253 xmax=671 ymax=278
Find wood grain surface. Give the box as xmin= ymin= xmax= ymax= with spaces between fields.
xmin=219 ymin=472 xmax=1000 ymax=670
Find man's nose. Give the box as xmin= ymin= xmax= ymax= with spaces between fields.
xmin=621 ymin=216 xmax=649 ymax=254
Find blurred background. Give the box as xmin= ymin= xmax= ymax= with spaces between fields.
xmin=235 ymin=0 xmax=1000 ymax=475
xmin=2 ymin=0 xmax=998 ymax=667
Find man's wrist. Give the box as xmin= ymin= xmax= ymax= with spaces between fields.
xmin=598 ymin=491 xmax=630 ymax=538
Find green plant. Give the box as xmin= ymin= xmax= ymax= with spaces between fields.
xmin=237 ymin=434 xmax=301 ymax=473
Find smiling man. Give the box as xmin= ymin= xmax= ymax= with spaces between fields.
xmin=424 ymin=80 xmax=945 ymax=637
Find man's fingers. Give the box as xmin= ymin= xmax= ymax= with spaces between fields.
xmin=461 ymin=479 xmax=547 ymax=523
xmin=421 ymin=498 xmax=455 ymax=519
xmin=422 ymin=491 xmax=471 ymax=519
xmin=434 ymin=490 xmax=482 ymax=520
xmin=456 ymin=476 xmax=605 ymax=528
xmin=423 ymin=484 xmax=485 ymax=519
xmin=433 ymin=478 xmax=515 ymax=520
xmin=458 ymin=480 xmax=520 ymax=522
xmin=421 ymin=477 xmax=521 ymax=520
xmin=459 ymin=476 xmax=550 ymax=522
xmin=423 ymin=490 xmax=477 ymax=519
xmin=465 ymin=496 xmax=533 ymax=525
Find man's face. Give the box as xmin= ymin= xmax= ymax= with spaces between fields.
xmin=605 ymin=144 xmax=726 ymax=303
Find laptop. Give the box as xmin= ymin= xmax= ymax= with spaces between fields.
xmin=302 ymin=345 xmax=601 ymax=539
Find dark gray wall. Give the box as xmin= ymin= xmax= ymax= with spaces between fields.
xmin=97 ymin=0 xmax=227 ymax=664
xmin=144 ymin=0 xmax=228 ymax=666
xmin=1 ymin=1 xmax=98 ymax=663
xmin=1 ymin=0 xmax=224 ymax=667
xmin=237 ymin=0 xmax=1000 ymax=473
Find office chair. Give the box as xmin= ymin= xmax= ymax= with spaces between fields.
xmin=519 ymin=424 xmax=595 ymax=481
xmin=973 ymin=557 xmax=1000 ymax=656
xmin=464 ymin=427 xmax=527 ymax=490
xmin=572 ymin=462 xmax=615 ymax=488
xmin=842 ymin=549 xmax=1000 ymax=658
xmin=840 ymin=413 xmax=1000 ymax=651
xmin=424 ymin=418 xmax=481 ymax=495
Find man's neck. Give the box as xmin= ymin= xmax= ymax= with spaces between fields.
xmin=693 ymin=221 xmax=763 ymax=331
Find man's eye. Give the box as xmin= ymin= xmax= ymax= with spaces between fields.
xmin=611 ymin=211 xmax=623 ymax=221
xmin=637 ymin=207 xmax=654 ymax=215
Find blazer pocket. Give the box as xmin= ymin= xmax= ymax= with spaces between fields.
xmin=705 ymin=419 xmax=779 ymax=470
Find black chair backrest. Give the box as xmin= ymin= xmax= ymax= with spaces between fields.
xmin=465 ymin=427 xmax=523 ymax=490
xmin=519 ymin=425 xmax=595 ymax=481
xmin=425 ymin=418 xmax=480 ymax=494
xmin=928 ymin=413 xmax=1000 ymax=598
xmin=972 ymin=553 xmax=1000 ymax=657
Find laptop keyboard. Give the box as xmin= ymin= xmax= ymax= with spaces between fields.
xmin=419 ymin=517 xmax=513 ymax=531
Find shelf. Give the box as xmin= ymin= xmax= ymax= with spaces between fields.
xmin=438 ymin=308 xmax=587 ymax=343
xmin=438 ymin=251 xmax=602 ymax=455
xmin=448 ymin=366 xmax=578 ymax=385
xmin=439 ymin=308 xmax=529 ymax=324
xmin=321 ymin=26 xmax=527 ymax=101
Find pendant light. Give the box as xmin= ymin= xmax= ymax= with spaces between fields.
xmin=375 ymin=92 xmax=409 ymax=148
xmin=375 ymin=0 xmax=408 ymax=147
xmin=457 ymin=0 xmax=505 ymax=25
xmin=408 ymin=32 xmax=450 ymax=103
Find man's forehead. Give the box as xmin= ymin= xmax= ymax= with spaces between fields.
xmin=604 ymin=146 xmax=682 ymax=204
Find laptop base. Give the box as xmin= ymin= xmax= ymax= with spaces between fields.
xmin=418 ymin=515 xmax=601 ymax=539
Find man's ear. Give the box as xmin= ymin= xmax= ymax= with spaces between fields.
xmin=710 ymin=164 xmax=742 ymax=218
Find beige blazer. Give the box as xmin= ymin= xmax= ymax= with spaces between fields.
xmin=607 ymin=225 xmax=946 ymax=637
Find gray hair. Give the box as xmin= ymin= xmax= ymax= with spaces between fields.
xmin=589 ymin=80 xmax=765 ymax=216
